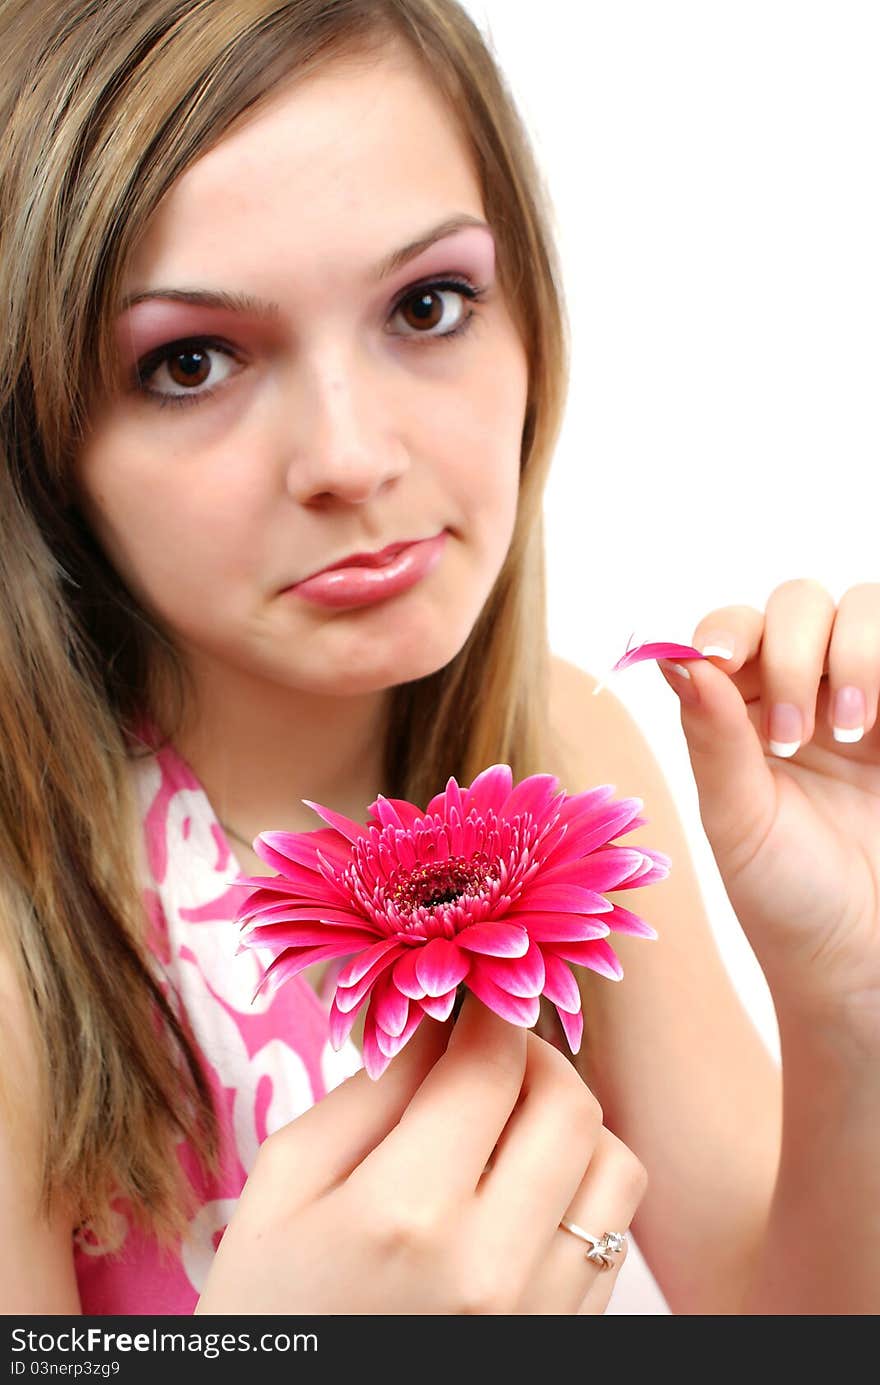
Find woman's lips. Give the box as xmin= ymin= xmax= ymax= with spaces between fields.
xmin=285 ymin=531 xmax=448 ymax=609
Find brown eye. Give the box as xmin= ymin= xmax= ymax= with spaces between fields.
xmin=137 ymin=341 xmax=239 ymax=403
xmin=391 ymin=285 xmax=470 ymax=338
xmin=167 ymin=349 xmax=212 ymax=388
xmin=399 ymin=290 xmax=446 ymax=332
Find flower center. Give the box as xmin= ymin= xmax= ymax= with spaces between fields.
xmin=389 ymin=852 xmax=493 ymax=915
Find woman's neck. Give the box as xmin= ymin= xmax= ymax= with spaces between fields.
xmin=173 ymin=655 xmax=393 ymax=848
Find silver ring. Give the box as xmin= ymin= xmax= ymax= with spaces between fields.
xmin=559 ymin=1218 xmax=627 ymax=1270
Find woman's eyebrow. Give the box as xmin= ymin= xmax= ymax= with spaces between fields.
xmin=118 ymin=214 xmax=493 ymax=317
xmin=373 ymin=213 xmax=491 ymax=278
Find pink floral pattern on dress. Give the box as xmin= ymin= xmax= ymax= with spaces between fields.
xmin=73 ymin=740 xmax=362 ymax=1315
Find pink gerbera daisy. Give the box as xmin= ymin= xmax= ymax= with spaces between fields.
xmin=235 ymin=765 xmax=669 ymax=1078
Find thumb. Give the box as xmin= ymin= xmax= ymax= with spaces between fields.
xmin=657 ymin=657 xmax=778 ymax=871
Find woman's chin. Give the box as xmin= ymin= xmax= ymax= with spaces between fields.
xmin=286 ymin=622 xmax=477 ymax=697
xmin=285 ymin=588 xmax=487 ymax=693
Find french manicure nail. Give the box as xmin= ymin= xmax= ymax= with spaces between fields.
xmin=658 ymin=659 xmax=699 ymax=703
xmin=699 ymin=634 xmax=736 ymax=660
xmin=769 ymin=702 xmax=803 ymax=758
xmin=832 ymin=685 xmax=866 ymax=743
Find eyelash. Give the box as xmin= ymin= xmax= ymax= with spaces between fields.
xmin=133 ymin=275 xmax=489 ymax=411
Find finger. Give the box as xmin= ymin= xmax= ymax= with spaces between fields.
xmin=576 ymin=1239 xmax=629 ymax=1315
xmin=655 ymin=655 xmax=779 ymax=872
xmin=825 ymin=583 xmax=880 ymax=745
xmin=693 ymin=589 xmax=836 ymax=738
xmin=758 ymin=578 xmax=836 ymax=756
xmin=474 ymin=1033 xmax=603 ymax=1285
xmin=516 ymin=1127 xmax=645 ymax=1314
xmin=691 ymin=603 xmax=766 ymax=673
xmin=253 ymin=1005 xmax=452 ymax=1208
xmin=356 ymin=993 xmax=527 ymax=1204
xmin=689 ymin=604 xmax=766 ymax=710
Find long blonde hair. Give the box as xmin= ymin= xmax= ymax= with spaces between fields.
xmin=0 ymin=0 xmax=569 ymax=1247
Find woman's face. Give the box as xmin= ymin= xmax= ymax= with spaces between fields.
xmin=76 ymin=48 xmax=529 ymax=699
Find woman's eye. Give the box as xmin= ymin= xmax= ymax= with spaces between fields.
xmin=133 ymin=282 xmax=485 ymax=409
xmin=390 ymin=282 xmax=480 ymax=339
xmin=137 ymin=342 xmax=238 ymax=400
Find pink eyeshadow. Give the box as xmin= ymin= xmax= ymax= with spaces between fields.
xmin=115 ymin=223 xmax=497 ymax=368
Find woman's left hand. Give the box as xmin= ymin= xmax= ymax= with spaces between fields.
xmin=657 ymin=578 xmax=880 ymax=1022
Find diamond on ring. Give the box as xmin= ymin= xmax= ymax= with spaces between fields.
xmin=599 ymin=1232 xmax=625 ymax=1256
xmin=559 ymin=1218 xmax=628 ymax=1270
xmin=586 ymin=1231 xmax=625 ymax=1268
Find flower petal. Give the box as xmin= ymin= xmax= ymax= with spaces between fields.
xmin=508 ymin=914 xmax=609 ymax=943
xmin=465 ymin=971 xmax=541 ymax=1027
xmin=328 ymin=995 xmax=363 ymax=1050
xmin=612 ymin=640 xmax=706 ymax=672
xmin=230 ymin=869 xmax=325 ymax=902
xmin=365 ymin=796 xmax=424 ymax=830
xmin=250 ymin=943 xmax=345 ymax=1002
xmin=241 ymin=865 xmax=353 ymax=913
xmin=300 ymin=799 xmax=370 ymax=845
xmin=374 ymin=1006 xmax=424 ymax=1059
xmin=472 ymin=940 xmax=545 ymax=998
xmin=455 ymin=921 xmax=530 ymax=957
xmin=337 ymin=937 xmax=404 ymax=988
xmin=556 ymin=1004 xmax=584 ymax=1054
xmin=370 ymin=796 xmax=407 ymax=831
xmin=242 ymin=924 xmax=375 ymax=952
xmin=362 ymin=1017 xmax=394 ymax=1079
xmin=415 ymin=938 xmax=470 ymax=997
xmin=255 ymin=827 xmax=352 ymax=873
xmin=463 ymin=763 xmax=513 ymax=818
xmin=371 ymin=973 xmax=410 ymax=1038
xmin=424 ymin=775 xmax=464 ymax=824
xmin=546 ymin=797 xmax=645 ymax=863
xmin=419 ymin=989 xmax=458 ymax=1021
xmin=572 ymin=848 xmax=651 ymax=893
xmin=501 ymin=773 xmax=563 ymax=821
xmin=392 ymin=947 xmax=428 ymax=999
xmin=335 ymin=949 xmax=403 ymax=1014
xmin=554 ymin=784 xmax=617 ymax=824
xmin=541 ymin=954 xmax=581 ymax=1013
xmin=509 ymin=883 xmax=613 ymax=915
xmin=604 ymin=903 xmax=659 ymax=939
xmin=544 ymin=937 xmax=624 ymax=981
xmin=623 ymin=855 xmax=654 ymax=882
xmin=613 ymin=848 xmax=671 ymax=888
xmin=238 ymin=899 xmax=364 ymax=926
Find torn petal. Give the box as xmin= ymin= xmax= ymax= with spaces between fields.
xmin=612 ymin=640 xmax=706 ymax=672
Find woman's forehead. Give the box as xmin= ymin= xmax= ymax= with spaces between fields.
xmin=125 ymin=52 xmax=485 ymax=296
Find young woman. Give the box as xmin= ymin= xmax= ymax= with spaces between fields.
xmin=1 ymin=0 xmax=877 ymax=1316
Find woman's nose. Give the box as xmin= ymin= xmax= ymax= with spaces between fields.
xmin=282 ymin=357 xmax=409 ymax=506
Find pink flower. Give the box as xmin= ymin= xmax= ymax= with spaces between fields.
xmin=235 ymin=766 xmax=669 ymax=1079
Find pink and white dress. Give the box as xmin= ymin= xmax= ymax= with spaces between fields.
xmin=73 ymin=738 xmax=362 ymax=1315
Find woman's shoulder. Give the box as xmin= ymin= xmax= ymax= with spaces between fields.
xmin=547 ymin=652 xmax=663 ymax=799
xmin=546 ymin=653 xmax=712 ymax=930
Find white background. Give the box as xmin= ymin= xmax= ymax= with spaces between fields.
xmin=462 ymin=0 xmax=880 ymax=1312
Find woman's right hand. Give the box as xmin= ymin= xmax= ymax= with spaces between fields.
xmin=195 ymin=997 xmax=647 ymax=1316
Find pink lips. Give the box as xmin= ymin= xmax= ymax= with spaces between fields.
xmin=286 ymin=532 xmax=448 ymax=609
xmin=317 ymin=539 xmax=414 ymax=574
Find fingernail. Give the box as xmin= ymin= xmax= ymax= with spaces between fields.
xmin=658 ymin=659 xmax=699 ymax=704
xmin=768 ymin=702 xmax=803 ymax=757
xmin=699 ymin=633 xmax=736 ymax=660
xmin=832 ymin=685 xmax=866 ymax=743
